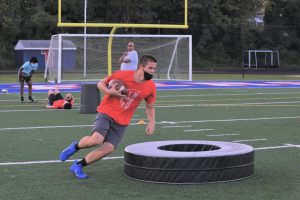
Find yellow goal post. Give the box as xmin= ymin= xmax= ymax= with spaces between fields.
xmin=56 ymin=0 xmax=189 ymax=76
xmin=57 ymin=0 xmax=188 ymax=29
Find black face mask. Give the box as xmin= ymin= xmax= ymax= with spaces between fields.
xmin=144 ymin=71 xmax=153 ymax=80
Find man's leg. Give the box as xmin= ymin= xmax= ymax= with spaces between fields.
xmin=70 ymin=141 xmax=114 ymax=179
xmin=84 ymin=141 xmax=115 ymax=164
xmin=70 ymin=121 xmax=126 ymax=179
xmin=28 ymin=81 xmax=34 ymax=102
xmin=28 ymin=81 xmax=37 ymax=103
xmin=60 ymin=113 xmax=108 ymax=162
xmin=61 ymin=113 xmax=115 ymax=179
xmin=47 ymin=90 xmax=55 ymax=106
xmin=28 ymin=81 xmax=32 ymax=97
xmin=68 ymin=132 xmax=108 ymax=179
xmin=19 ymin=81 xmax=24 ymax=103
xmin=48 ymin=89 xmax=54 ymax=95
xmin=78 ymin=132 xmax=105 ymax=148
xmin=54 ymin=89 xmax=61 ymax=94
xmin=60 ymin=131 xmax=104 ymax=161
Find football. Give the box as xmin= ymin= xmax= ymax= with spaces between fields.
xmin=108 ymin=79 xmax=128 ymax=95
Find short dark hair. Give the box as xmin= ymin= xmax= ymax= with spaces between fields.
xmin=139 ymin=55 xmax=157 ymax=67
xmin=63 ymin=102 xmax=72 ymax=109
xmin=30 ymin=57 xmax=38 ymax=63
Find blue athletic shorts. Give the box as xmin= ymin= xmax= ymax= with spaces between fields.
xmin=91 ymin=113 xmax=128 ymax=148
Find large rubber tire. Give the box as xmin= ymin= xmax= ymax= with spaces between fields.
xmin=124 ymin=140 xmax=254 ymax=184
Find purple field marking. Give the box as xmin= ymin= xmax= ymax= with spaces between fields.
xmin=1 ymin=80 xmax=300 ymax=93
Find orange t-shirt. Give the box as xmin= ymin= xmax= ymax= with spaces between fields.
xmin=98 ymin=70 xmax=156 ymax=125
xmin=53 ymin=99 xmax=74 ymax=109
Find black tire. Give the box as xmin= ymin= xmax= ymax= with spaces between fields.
xmin=124 ymin=140 xmax=254 ymax=184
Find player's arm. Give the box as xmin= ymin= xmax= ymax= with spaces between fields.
xmin=46 ymin=104 xmax=54 ymax=109
xmin=122 ymin=58 xmax=131 ymax=63
xmin=122 ymin=52 xmax=132 ymax=63
xmin=97 ymin=77 xmax=124 ymax=97
xmin=145 ymin=102 xmax=155 ymax=135
xmin=122 ymin=54 xmax=132 ymax=63
xmin=119 ymin=52 xmax=129 ymax=63
xmin=119 ymin=55 xmax=124 ymax=63
xmin=18 ymin=67 xmax=24 ymax=81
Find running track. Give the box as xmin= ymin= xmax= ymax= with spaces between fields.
xmin=1 ymin=80 xmax=300 ymax=93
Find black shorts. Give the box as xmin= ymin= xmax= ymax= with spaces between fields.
xmin=18 ymin=68 xmax=32 ymax=83
xmin=48 ymin=93 xmax=64 ymax=105
xmin=92 ymin=113 xmax=127 ymax=148
xmin=19 ymin=73 xmax=32 ymax=83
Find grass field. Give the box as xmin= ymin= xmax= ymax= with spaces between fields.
xmin=0 ymin=81 xmax=300 ymax=199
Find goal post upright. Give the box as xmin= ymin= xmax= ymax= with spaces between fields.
xmin=57 ymin=34 xmax=62 ymax=83
xmin=108 ymin=27 xmax=119 ymax=76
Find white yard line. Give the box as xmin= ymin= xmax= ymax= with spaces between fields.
xmin=184 ymin=129 xmax=214 ymax=132
xmin=0 ymin=108 xmax=80 ymax=113
xmin=2 ymin=116 xmax=300 ymax=131
xmin=2 ymin=91 xmax=300 ymax=102
xmin=167 ymin=116 xmax=300 ymax=124
xmin=233 ymin=138 xmax=267 ymax=142
xmin=0 ymin=145 xmax=298 ymax=166
xmin=162 ymin=125 xmax=192 ymax=128
xmin=285 ymin=143 xmax=300 ymax=148
xmin=207 ymin=133 xmax=240 ymax=137
xmin=0 ymin=125 xmax=92 ymax=131
xmin=1 ymin=100 xmax=300 ymax=113
xmin=0 ymin=156 xmax=124 ymax=166
xmin=254 ymin=145 xmax=295 ymax=150
xmin=0 ymin=109 xmax=61 ymax=113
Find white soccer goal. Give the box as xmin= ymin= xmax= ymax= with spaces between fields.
xmin=44 ymin=34 xmax=192 ymax=83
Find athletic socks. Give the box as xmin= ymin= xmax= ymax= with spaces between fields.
xmin=74 ymin=144 xmax=87 ymax=167
xmin=77 ymin=158 xmax=88 ymax=167
xmin=74 ymin=143 xmax=80 ymax=150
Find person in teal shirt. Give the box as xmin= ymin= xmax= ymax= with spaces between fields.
xmin=18 ymin=57 xmax=39 ymax=103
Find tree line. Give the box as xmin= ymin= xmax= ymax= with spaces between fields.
xmin=0 ymin=0 xmax=299 ymax=69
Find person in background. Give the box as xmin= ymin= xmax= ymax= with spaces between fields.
xmin=18 ymin=57 xmax=39 ymax=103
xmin=46 ymin=89 xmax=74 ymax=109
xmin=119 ymin=42 xmax=138 ymax=70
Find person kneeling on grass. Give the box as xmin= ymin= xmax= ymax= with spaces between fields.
xmin=46 ymin=89 xmax=74 ymax=109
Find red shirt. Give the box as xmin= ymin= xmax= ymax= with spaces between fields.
xmin=98 ymin=70 xmax=156 ymax=125
xmin=53 ymin=99 xmax=74 ymax=109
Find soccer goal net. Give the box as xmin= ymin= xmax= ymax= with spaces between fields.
xmin=44 ymin=34 xmax=192 ymax=83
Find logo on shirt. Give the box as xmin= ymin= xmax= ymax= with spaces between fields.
xmin=120 ymin=89 xmax=140 ymax=109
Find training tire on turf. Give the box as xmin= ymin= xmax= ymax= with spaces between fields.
xmin=124 ymin=140 xmax=254 ymax=184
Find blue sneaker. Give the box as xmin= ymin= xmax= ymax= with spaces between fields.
xmin=70 ymin=161 xmax=89 ymax=179
xmin=60 ymin=141 xmax=78 ymax=161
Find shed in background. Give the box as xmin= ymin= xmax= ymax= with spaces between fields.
xmin=14 ymin=40 xmax=76 ymax=71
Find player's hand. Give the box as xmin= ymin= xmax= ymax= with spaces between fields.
xmin=145 ymin=123 xmax=155 ymax=135
xmin=46 ymin=104 xmax=53 ymax=108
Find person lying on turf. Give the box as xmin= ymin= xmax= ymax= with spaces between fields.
xmin=46 ymin=89 xmax=74 ymax=109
